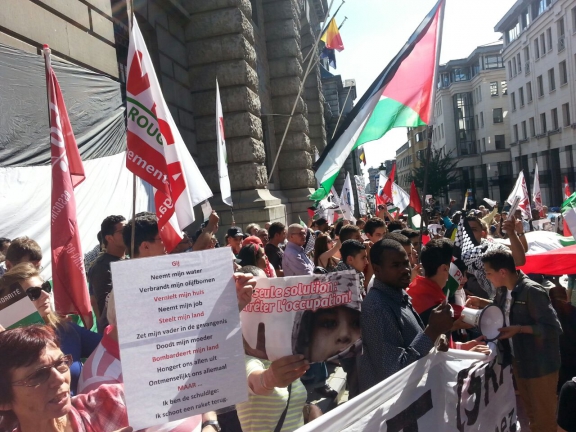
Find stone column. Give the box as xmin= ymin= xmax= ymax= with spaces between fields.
xmin=184 ymin=0 xmax=285 ymax=232
xmin=262 ymin=0 xmax=317 ymax=221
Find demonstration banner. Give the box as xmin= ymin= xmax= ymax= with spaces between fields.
xmin=111 ymin=248 xmax=246 ymax=430
xmin=354 ymin=175 xmax=368 ymax=216
xmin=0 ymin=282 xmax=44 ymax=329
xmin=241 ymin=271 xmax=362 ymax=362
xmin=298 ymin=350 xmax=516 ymax=432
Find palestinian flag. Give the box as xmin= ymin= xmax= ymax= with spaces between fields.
xmin=311 ymin=0 xmax=445 ymax=200
xmin=407 ymin=181 xmax=422 ymax=229
xmin=0 ymin=283 xmax=44 ymax=329
xmin=445 ymin=261 xmax=465 ymax=297
xmin=562 ymin=192 xmax=576 ymax=241
xmin=564 ymin=177 xmax=572 ymax=237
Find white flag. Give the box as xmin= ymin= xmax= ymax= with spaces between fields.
xmin=378 ymin=172 xmax=410 ymax=212
xmin=506 ymin=170 xmax=531 ymax=220
xmin=216 ymin=79 xmax=232 ymax=206
xmin=126 ymin=17 xmax=212 ymax=252
xmin=532 ymin=163 xmax=543 ymax=217
xmin=339 ymin=172 xmax=355 ymax=220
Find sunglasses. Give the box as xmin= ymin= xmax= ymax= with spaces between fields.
xmin=25 ymin=281 xmax=52 ymax=301
xmin=11 ymin=354 xmax=72 ymax=387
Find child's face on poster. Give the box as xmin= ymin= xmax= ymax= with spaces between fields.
xmin=307 ymin=307 xmax=360 ymax=363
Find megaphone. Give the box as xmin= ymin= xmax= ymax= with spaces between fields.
xmin=460 ymin=305 xmax=504 ymax=342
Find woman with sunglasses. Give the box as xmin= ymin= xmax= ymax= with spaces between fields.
xmin=0 ymin=263 xmax=101 ymax=395
xmin=0 ymin=324 xmax=131 ymax=432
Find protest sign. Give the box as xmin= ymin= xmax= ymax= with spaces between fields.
xmin=0 ymin=282 xmax=44 ymax=329
xmin=241 ymin=271 xmax=362 ymax=362
xmin=354 ymin=175 xmax=368 ymax=216
xmin=298 ymin=350 xmax=516 ymax=432
xmin=111 ymin=248 xmax=247 ymax=430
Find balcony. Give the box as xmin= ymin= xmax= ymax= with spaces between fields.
xmin=558 ymin=36 xmax=566 ymax=53
xmin=525 ymin=62 xmax=530 ymax=75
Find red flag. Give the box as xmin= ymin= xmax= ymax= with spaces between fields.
xmin=44 ymin=45 xmax=91 ymax=327
xmin=382 ymin=163 xmax=396 ymax=204
xmin=564 ymin=176 xmax=572 ymax=236
xmin=409 ymin=181 xmax=422 ymax=214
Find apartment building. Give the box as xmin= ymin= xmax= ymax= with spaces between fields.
xmin=495 ymin=0 xmax=576 ymax=206
xmin=432 ymin=43 xmax=513 ymax=206
xmin=395 ymin=126 xmax=429 ymax=190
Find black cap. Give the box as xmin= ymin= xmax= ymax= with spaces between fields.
xmin=227 ymin=227 xmax=244 ymax=238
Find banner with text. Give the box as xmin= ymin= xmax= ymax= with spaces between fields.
xmin=354 ymin=175 xmax=368 ymax=216
xmin=111 ymin=248 xmax=247 ymax=430
xmin=241 ymin=271 xmax=362 ymax=362
xmin=297 ymin=350 xmax=516 ymax=432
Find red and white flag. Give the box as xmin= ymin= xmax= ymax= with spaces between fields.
xmin=564 ymin=176 xmax=572 ymax=236
xmin=43 ymin=45 xmax=92 ymax=326
xmin=506 ymin=170 xmax=531 ymax=220
xmin=381 ymin=162 xmax=396 ymax=205
xmin=216 ymin=79 xmax=232 ymax=207
xmin=126 ymin=18 xmax=212 ymax=252
xmin=532 ymin=162 xmax=543 ymax=217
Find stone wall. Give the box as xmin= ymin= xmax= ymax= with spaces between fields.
xmin=0 ymin=0 xmax=117 ymax=76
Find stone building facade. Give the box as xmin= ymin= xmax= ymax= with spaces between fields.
xmin=395 ymin=125 xmax=429 ymax=190
xmin=495 ymin=0 xmax=576 ymax=206
xmin=0 ymin=0 xmax=351 ymax=231
xmin=432 ymin=43 xmax=514 ymax=207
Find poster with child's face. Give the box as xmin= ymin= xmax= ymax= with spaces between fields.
xmin=240 ymin=271 xmax=362 ymax=362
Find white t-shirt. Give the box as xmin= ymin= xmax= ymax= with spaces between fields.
xmin=503 ymin=289 xmax=514 ymax=355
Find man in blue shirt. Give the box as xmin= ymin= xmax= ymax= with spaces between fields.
xmin=283 ymin=224 xmax=314 ymax=276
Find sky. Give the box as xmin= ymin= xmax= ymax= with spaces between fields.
xmin=326 ymin=0 xmax=517 ymax=179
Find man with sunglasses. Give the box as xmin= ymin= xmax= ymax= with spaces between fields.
xmin=88 ymin=215 xmax=127 ymax=320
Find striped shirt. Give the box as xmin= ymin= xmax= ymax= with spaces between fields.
xmin=78 ymin=325 xmax=201 ymax=432
xmin=236 ymin=356 xmax=306 ymax=432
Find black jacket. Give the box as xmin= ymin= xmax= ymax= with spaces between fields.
xmin=494 ymin=271 xmax=562 ymax=379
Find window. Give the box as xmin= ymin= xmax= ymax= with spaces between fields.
xmin=572 ymin=7 xmax=576 ymax=33
xmin=552 ymin=108 xmax=559 ymax=130
xmin=490 ymin=81 xmax=499 ymax=96
xmin=540 ymin=33 xmax=546 ymax=54
xmin=522 ymin=8 xmax=530 ymax=29
xmin=537 ymin=75 xmax=544 ymax=97
xmin=527 ymin=81 xmax=533 ymax=102
xmin=484 ymin=55 xmax=503 ymax=69
xmin=546 ymin=28 xmax=553 ymax=52
xmin=475 ymin=115 xmax=479 ymax=129
xmin=513 ymin=125 xmax=519 ymax=142
xmin=560 ymin=60 xmax=568 ymax=85
xmin=493 ymin=108 xmax=504 ymax=123
xmin=548 ymin=68 xmax=556 ymax=91
xmin=558 ymin=18 xmax=565 ymax=37
xmin=495 ymin=135 xmax=506 ymax=150
xmin=524 ymin=46 xmax=530 ymax=62
xmin=519 ymin=87 xmax=525 ymax=106
xmin=534 ymin=38 xmax=540 ymax=59
xmin=512 ymin=57 xmax=517 ymax=76
xmin=452 ymin=67 xmax=470 ymax=82
xmin=563 ymin=103 xmax=571 ymax=126
xmin=517 ymin=53 xmax=522 ymax=72
xmin=529 ymin=117 xmax=536 ymax=136
xmin=482 ymin=138 xmax=486 ymax=152
xmin=521 ymin=121 xmax=527 ymax=139
xmin=501 ymin=80 xmax=508 ymax=95
xmin=540 ymin=112 xmax=547 ymax=133
xmin=508 ymin=22 xmax=520 ymax=43
xmin=511 ymin=92 xmax=517 ymax=110
xmin=441 ymin=124 xmax=444 ymax=138
xmin=480 ymin=112 xmax=484 ymax=128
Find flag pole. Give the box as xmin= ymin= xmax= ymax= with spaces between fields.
xmin=331 ymin=85 xmax=353 ymax=139
xmin=127 ymin=5 xmax=137 ymax=258
xmin=418 ymin=0 xmax=445 ymax=253
xmin=268 ymin=0 xmax=336 ymax=182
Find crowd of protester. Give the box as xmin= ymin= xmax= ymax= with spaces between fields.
xmin=0 ymin=199 xmax=575 ymax=432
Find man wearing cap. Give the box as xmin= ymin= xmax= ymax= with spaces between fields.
xmin=226 ymin=227 xmax=244 ymax=255
xmin=283 ymin=223 xmax=314 ymax=276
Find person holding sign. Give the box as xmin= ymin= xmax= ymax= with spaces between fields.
xmin=0 ymin=325 xmax=132 ymax=432
xmin=0 ymin=263 xmax=101 ymax=395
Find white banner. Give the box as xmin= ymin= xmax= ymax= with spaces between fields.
xmin=111 ymin=248 xmax=247 ymax=430
xmin=340 ymin=172 xmax=355 ymax=220
xmin=354 ymin=175 xmax=368 ymax=216
xmin=298 ymin=350 xmax=516 ymax=432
